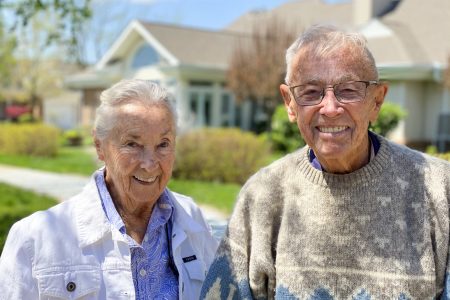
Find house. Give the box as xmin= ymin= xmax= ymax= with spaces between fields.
xmin=64 ymin=0 xmax=450 ymax=150
xmin=64 ymin=23 xmax=261 ymax=134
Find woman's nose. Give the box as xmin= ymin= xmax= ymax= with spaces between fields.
xmin=140 ymin=150 xmax=158 ymax=170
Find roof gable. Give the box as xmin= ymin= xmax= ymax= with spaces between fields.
xmin=96 ymin=20 xmax=179 ymax=70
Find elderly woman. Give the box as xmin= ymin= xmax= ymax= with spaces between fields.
xmin=0 ymin=79 xmax=218 ymax=299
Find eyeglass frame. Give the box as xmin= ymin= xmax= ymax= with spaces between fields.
xmin=288 ymin=80 xmax=380 ymax=106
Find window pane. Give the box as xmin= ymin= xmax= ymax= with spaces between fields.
xmin=131 ymin=45 xmax=159 ymax=69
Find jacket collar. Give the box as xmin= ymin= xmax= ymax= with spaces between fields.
xmin=74 ymin=177 xmax=206 ymax=248
xmin=74 ymin=176 xmax=114 ymax=248
xmin=166 ymin=189 xmax=206 ymax=234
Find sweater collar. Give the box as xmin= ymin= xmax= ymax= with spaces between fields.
xmin=297 ymin=132 xmax=391 ymax=187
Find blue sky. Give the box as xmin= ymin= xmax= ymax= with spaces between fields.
xmin=122 ymin=0 xmax=349 ymax=30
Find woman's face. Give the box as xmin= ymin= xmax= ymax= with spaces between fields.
xmin=95 ymin=102 xmax=176 ymax=210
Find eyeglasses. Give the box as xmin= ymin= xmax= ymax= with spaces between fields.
xmin=289 ymin=80 xmax=379 ymax=106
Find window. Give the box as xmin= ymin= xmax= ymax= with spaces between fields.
xmin=131 ymin=45 xmax=159 ymax=69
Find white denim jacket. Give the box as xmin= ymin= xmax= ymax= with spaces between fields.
xmin=0 ymin=177 xmax=218 ymax=300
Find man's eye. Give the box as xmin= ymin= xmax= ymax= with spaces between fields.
xmin=158 ymin=141 xmax=170 ymax=148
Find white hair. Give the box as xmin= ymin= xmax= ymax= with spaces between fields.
xmin=285 ymin=24 xmax=378 ymax=84
xmin=94 ymin=79 xmax=177 ymax=140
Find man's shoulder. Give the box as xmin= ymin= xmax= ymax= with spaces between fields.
xmin=248 ymin=147 xmax=307 ymax=182
xmin=384 ymin=138 xmax=450 ymax=169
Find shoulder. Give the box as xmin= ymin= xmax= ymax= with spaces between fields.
xmin=169 ymin=190 xmax=202 ymax=216
xmin=166 ymin=189 xmax=212 ymax=230
xmin=5 ymin=178 xmax=100 ymax=250
xmin=10 ymin=196 xmax=80 ymax=240
xmin=380 ymin=136 xmax=450 ymax=174
xmin=240 ymin=147 xmax=307 ymax=196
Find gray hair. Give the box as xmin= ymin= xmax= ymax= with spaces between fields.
xmin=284 ymin=24 xmax=378 ymax=84
xmin=94 ymin=79 xmax=177 ymax=140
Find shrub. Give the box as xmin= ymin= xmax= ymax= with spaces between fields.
xmin=425 ymin=145 xmax=450 ymax=161
xmin=370 ymin=102 xmax=407 ymax=137
xmin=174 ymin=128 xmax=271 ymax=184
xmin=266 ymin=105 xmax=305 ymax=153
xmin=63 ymin=129 xmax=84 ymax=146
xmin=0 ymin=183 xmax=58 ymax=253
xmin=0 ymin=123 xmax=60 ymax=156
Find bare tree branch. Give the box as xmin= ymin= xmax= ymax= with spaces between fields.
xmin=227 ymin=17 xmax=298 ymax=131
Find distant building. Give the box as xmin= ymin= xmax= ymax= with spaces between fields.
xmin=65 ymin=0 xmax=450 ymax=150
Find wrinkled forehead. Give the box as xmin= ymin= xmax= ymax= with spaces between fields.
xmin=291 ymin=44 xmax=373 ymax=84
xmin=112 ymin=102 xmax=176 ymax=130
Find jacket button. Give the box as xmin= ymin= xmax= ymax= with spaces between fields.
xmin=66 ymin=282 xmax=76 ymax=292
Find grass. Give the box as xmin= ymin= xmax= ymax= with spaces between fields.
xmin=168 ymin=179 xmax=240 ymax=214
xmin=0 ymin=183 xmax=58 ymax=253
xmin=0 ymin=146 xmax=99 ymax=176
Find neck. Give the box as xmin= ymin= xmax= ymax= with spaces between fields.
xmin=316 ymin=136 xmax=372 ymax=174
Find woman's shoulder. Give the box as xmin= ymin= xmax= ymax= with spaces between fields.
xmin=166 ymin=189 xmax=206 ymax=223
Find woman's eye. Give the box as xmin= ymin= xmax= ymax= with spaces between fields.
xmin=126 ymin=141 xmax=139 ymax=148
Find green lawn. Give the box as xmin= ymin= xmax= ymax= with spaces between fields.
xmin=0 ymin=146 xmax=100 ymax=176
xmin=168 ymin=179 xmax=240 ymax=214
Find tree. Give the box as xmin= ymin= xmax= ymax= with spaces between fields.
xmin=0 ymin=20 xmax=17 ymax=89
xmin=1 ymin=0 xmax=91 ymax=65
xmin=227 ymin=17 xmax=297 ymax=132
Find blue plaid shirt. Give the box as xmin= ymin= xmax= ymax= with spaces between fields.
xmin=95 ymin=169 xmax=179 ymax=299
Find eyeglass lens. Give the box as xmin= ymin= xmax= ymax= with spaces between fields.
xmin=293 ymin=81 xmax=367 ymax=105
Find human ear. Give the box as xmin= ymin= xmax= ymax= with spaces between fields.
xmin=280 ymin=84 xmax=297 ymax=122
xmin=93 ymin=133 xmax=105 ymax=162
xmin=369 ymin=83 xmax=389 ymax=122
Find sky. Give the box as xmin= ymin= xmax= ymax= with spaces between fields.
xmin=118 ymin=0 xmax=349 ymax=30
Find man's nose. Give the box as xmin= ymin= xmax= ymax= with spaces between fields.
xmin=319 ymin=88 xmax=343 ymax=117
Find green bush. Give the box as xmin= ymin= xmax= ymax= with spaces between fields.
xmin=0 ymin=183 xmax=58 ymax=253
xmin=62 ymin=129 xmax=84 ymax=146
xmin=425 ymin=145 xmax=450 ymax=161
xmin=265 ymin=105 xmax=305 ymax=153
xmin=174 ymin=128 xmax=271 ymax=184
xmin=0 ymin=123 xmax=60 ymax=156
xmin=370 ymin=102 xmax=407 ymax=137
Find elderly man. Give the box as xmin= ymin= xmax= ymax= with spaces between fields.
xmin=0 ymin=80 xmax=218 ymax=299
xmin=200 ymin=25 xmax=450 ymax=299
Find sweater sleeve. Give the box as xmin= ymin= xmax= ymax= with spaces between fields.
xmin=199 ymin=191 xmax=255 ymax=299
xmin=438 ymin=161 xmax=450 ymax=299
xmin=200 ymin=170 xmax=279 ymax=300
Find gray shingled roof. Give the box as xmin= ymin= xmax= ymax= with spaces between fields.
xmin=223 ymin=0 xmax=450 ymax=66
xmin=140 ymin=22 xmax=251 ymax=69
xmin=111 ymin=0 xmax=450 ymax=71
xmin=380 ymin=0 xmax=450 ymax=65
xmin=226 ymin=0 xmax=353 ymax=34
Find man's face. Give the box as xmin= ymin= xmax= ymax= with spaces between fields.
xmin=95 ymin=102 xmax=176 ymax=208
xmin=280 ymin=47 xmax=387 ymax=173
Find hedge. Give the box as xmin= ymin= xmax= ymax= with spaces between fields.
xmin=174 ymin=128 xmax=271 ymax=184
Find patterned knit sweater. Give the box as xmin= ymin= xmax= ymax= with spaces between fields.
xmin=200 ymin=135 xmax=450 ymax=299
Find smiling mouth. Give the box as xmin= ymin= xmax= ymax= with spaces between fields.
xmin=133 ymin=175 xmax=157 ymax=184
xmin=317 ymin=126 xmax=348 ymax=133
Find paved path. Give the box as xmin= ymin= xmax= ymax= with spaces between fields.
xmin=0 ymin=164 xmax=228 ymax=239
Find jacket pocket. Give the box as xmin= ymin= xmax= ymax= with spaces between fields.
xmin=36 ymin=268 xmax=100 ymax=299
